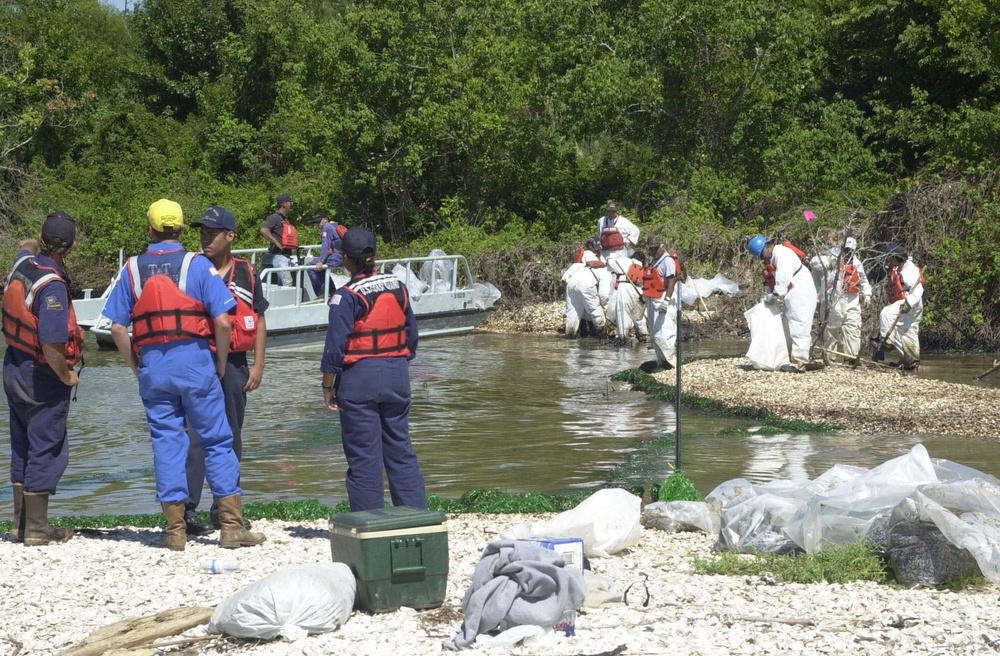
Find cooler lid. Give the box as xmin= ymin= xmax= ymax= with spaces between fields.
xmin=328 ymin=506 xmax=446 ymax=533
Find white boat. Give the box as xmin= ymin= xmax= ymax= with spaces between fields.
xmin=82 ymin=246 xmax=500 ymax=349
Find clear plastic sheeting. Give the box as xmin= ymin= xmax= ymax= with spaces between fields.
xmin=679 ymin=273 xmax=740 ymax=306
xmin=744 ymin=301 xmax=789 ymax=371
xmin=471 ymin=282 xmax=502 ymax=310
xmin=641 ymin=500 xmax=720 ymax=535
xmin=688 ymin=444 xmax=1000 ymax=586
xmin=420 ymin=248 xmax=455 ymax=293
xmin=392 ymin=263 xmax=428 ymax=300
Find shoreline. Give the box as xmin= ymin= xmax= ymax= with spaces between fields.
xmin=3 ymin=514 xmax=997 ymax=656
xmin=481 ymin=302 xmax=1000 ymax=439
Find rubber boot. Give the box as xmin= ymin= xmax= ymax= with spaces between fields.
xmin=22 ymin=492 xmax=73 ymax=546
xmin=160 ymin=501 xmax=187 ymax=551
xmin=11 ymin=483 xmax=24 ymax=542
xmin=184 ymin=507 xmax=215 ymax=536
xmin=217 ymin=494 xmax=265 ymax=549
xmin=210 ymin=499 xmax=251 ymax=531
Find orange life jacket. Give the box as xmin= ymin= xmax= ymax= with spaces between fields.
xmin=2 ymin=255 xmax=84 ymax=367
xmin=762 ymin=263 xmax=776 ymax=291
xmin=888 ymin=262 xmax=925 ymax=302
xmin=626 ymin=262 xmax=644 ymax=288
xmin=225 ymin=258 xmax=259 ymax=352
xmin=841 ymin=261 xmax=862 ymax=294
xmin=335 ymin=222 xmax=348 ymax=238
xmin=599 ymin=218 xmax=625 ymax=251
xmin=642 ymin=252 xmax=681 ymax=299
xmin=342 ymin=273 xmax=412 ymax=365
xmin=128 ymin=251 xmax=214 ymax=352
xmin=280 ymin=220 xmax=298 ymax=250
xmin=573 ymin=248 xmax=585 ymax=264
xmin=782 ymin=240 xmax=807 ymax=259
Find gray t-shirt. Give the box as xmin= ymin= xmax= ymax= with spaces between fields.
xmin=262 ymin=210 xmax=292 ymax=255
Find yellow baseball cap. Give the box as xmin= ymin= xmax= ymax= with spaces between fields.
xmin=147 ymin=199 xmax=184 ymax=231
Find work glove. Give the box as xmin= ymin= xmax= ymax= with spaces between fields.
xmin=862 ymin=295 xmax=871 ymax=307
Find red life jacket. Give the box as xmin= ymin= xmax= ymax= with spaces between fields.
xmin=280 ymin=220 xmax=298 ymax=250
xmin=342 ymin=273 xmax=412 ymax=365
xmin=599 ymin=218 xmax=625 ymax=251
xmin=2 ymin=255 xmax=84 ymax=367
xmin=888 ymin=262 xmax=925 ymax=302
xmin=128 ymin=251 xmax=214 ymax=352
xmin=841 ymin=261 xmax=862 ymax=294
xmin=335 ymin=222 xmax=348 ymax=238
xmin=225 ymin=258 xmax=259 ymax=352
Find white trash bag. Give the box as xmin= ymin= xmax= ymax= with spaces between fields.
xmin=500 ymin=488 xmax=642 ymax=558
xmin=208 ymin=562 xmax=356 ymax=640
xmin=392 ymin=263 xmax=428 ymax=300
xmin=745 ymin=301 xmax=789 ymax=371
xmin=680 ymin=273 xmax=740 ymax=307
xmin=420 ymin=248 xmax=455 ymax=293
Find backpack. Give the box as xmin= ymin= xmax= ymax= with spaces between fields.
xmin=280 ymin=220 xmax=298 ymax=250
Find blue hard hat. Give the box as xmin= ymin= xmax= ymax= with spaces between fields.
xmin=748 ymin=235 xmax=767 ymax=258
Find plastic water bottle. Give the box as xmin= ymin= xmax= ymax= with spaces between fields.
xmin=199 ymin=558 xmax=239 ymax=574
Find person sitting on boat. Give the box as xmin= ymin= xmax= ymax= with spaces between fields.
xmin=642 ymin=239 xmax=681 ymax=371
xmin=320 ymin=227 xmax=427 ymax=512
xmin=875 ymin=245 xmax=924 ymax=370
xmin=306 ymin=210 xmax=345 ymax=297
xmin=183 ymin=206 xmax=269 ymax=536
xmin=3 ymin=212 xmax=82 ymax=546
xmin=101 ymin=199 xmax=265 ymax=551
xmin=596 ymin=202 xmax=640 ymax=261
xmin=748 ymin=235 xmax=819 ymax=373
xmin=259 ymin=193 xmax=296 ymax=287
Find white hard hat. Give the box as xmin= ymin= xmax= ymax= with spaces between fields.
xmin=844 ymin=237 xmax=857 ymax=250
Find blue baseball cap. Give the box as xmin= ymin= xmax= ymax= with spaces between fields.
xmin=341 ymin=227 xmax=377 ymax=258
xmin=192 ymin=206 xmax=237 ymax=232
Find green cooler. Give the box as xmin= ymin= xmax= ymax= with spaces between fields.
xmin=329 ymin=506 xmax=449 ymax=613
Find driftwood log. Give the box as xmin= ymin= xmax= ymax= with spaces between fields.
xmin=59 ymin=606 xmax=214 ymax=656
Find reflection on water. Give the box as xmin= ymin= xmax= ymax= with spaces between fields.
xmin=1 ymin=333 xmax=998 ymax=516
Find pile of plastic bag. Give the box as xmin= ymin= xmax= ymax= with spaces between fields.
xmin=643 ymin=444 xmax=1000 ymax=586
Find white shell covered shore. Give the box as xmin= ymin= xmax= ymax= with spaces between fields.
xmin=2 ymin=513 xmax=997 ymax=655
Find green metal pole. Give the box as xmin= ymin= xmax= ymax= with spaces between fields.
xmin=675 ymin=283 xmax=682 ymax=471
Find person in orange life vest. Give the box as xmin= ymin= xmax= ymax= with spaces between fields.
xmin=813 ymin=237 xmax=872 ymax=363
xmin=749 ymin=236 xmax=818 ymax=372
xmin=607 ymin=250 xmax=649 ymax=342
xmin=3 ymin=211 xmax=81 ymax=546
xmin=182 ymin=206 xmax=269 ymax=535
xmin=306 ymin=210 xmax=345 ymax=297
xmin=596 ymin=202 xmax=640 ymax=261
xmin=101 ymin=199 xmax=264 ymax=551
xmin=320 ymin=227 xmax=426 ymax=512
xmin=642 ymin=240 xmax=680 ymax=371
xmin=877 ymin=245 xmax=924 ymax=370
xmin=259 ymin=193 xmax=295 ymax=287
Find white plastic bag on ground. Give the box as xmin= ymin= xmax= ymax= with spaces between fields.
xmin=208 ymin=562 xmax=356 ymax=639
xmin=499 ymin=488 xmax=642 ymax=557
xmin=745 ymin=301 xmax=789 ymax=370
xmin=680 ymin=274 xmax=740 ymax=306
xmin=642 ymin=500 xmax=720 ymax=535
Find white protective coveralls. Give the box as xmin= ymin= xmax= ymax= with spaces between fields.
xmin=814 ymin=252 xmax=872 ymax=360
xmin=596 ymin=214 xmax=640 ymax=261
xmin=606 ymin=257 xmax=648 ymax=340
xmin=644 ymin=252 xmax=679 ymax=368
xmin=768 ymin=243 xmax=817 ymax=369
xmin=563 ymin=263 xmax=612 ymax=337
xmin=879 ymin=257 xmax=923 ymax=366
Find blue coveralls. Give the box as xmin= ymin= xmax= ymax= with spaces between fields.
xmin=185 ymin=263 xmax=269 ymax=512
xmin=321 ymin=271 xmax=426 ymax=511
xmin=101 ymin=244 xmax=240 ymax=503
xmin=307 ymin=222 xmax=344 ymax=296
xmin=3 ymin=251 xmax=74 ymax=494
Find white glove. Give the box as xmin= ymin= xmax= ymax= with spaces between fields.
xmin=862 ymin=295 xmax=871 ymax=307
xmin=763 ymin=293 xmax=776 ymax=306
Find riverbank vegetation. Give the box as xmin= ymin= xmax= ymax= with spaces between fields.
xmin=3 ymin=0 xmax=999 ymax=346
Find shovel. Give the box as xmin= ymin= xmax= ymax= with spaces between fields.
xmin=872 ymin=306 xmax=904 ymax=362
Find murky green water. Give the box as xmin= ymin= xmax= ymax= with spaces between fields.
xmin=2 ymin=334 xmax=999 ymax=515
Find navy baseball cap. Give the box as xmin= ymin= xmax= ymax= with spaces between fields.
xmin=276 ymin=193 xmax=293 ymax=205
xmin=192 ymin=206 xmax=237 ymax=232
xmin=341 ymin=227 xmax=377 ymax=258
xmin=42 ymin=211 xmax=77 ymax=243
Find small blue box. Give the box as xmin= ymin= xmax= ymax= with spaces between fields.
xmin=516 ymin=536 xmax=584 ymax=571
